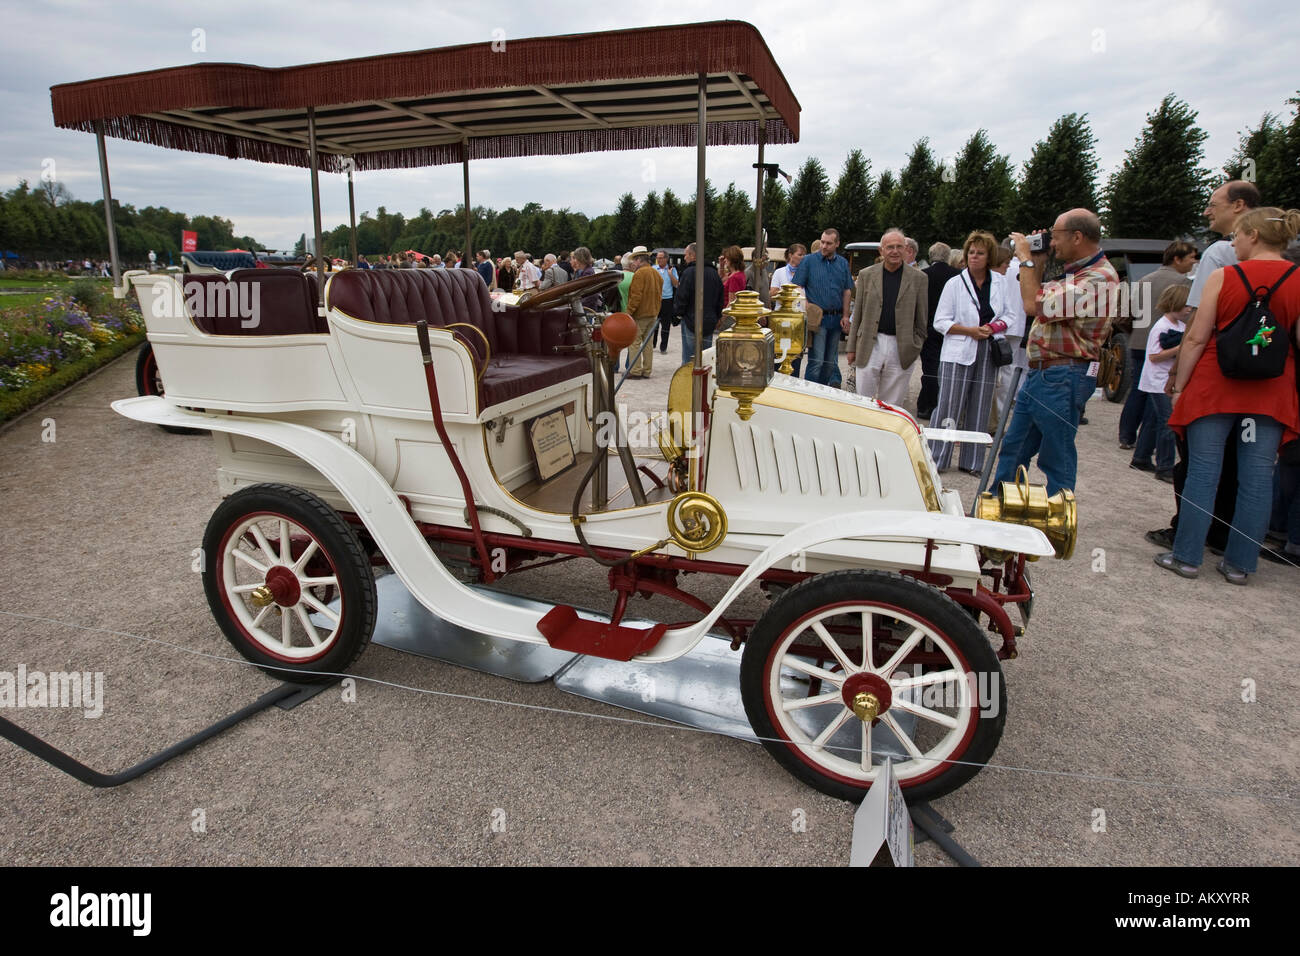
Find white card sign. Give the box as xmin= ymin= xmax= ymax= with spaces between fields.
xmin=849 ymin=758 xmax=914 ymax=867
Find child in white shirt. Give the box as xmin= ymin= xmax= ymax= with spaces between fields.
xmin=1130 ymin=284 xmax=1190 ymax=480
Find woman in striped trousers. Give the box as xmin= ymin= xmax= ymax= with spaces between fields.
xmin=928 ymin=231 xmax=1015 ymax=474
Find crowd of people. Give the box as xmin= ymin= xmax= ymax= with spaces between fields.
xmin=600 ymin=184 xmax=1297 ymax=584
xmin=834 ymin=186 xmax=1300 ymax=585
xmin=1146 ymin=184 xmax=1300 ymax=582
xmin=2 ymin=258 xmax=115 ymax=275
xmin=351 ymin=185 xmax=1300 ymax=582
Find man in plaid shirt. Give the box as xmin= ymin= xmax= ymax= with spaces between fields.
xmin=991 ymin=209 xmax=1119 ymax=495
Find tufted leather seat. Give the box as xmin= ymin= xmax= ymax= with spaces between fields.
xmin=326 ymin=268 xmax=586 ymax=410
xmin=181 ymin=270 xmax=324 ymax=335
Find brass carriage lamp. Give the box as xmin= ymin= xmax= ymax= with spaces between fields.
xmin=975 ymin=466 xmax=1078 ymax=560
xmin=768 ymin=283 xmax=806 ymax=375
xmin=714 ymin=291 xmax=774 ymax=421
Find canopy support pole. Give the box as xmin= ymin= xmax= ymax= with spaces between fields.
xmin=93 ymin=121 xmax=122 ymax=293
xmin=462 ymin=142 xmax=472 ymax=268
xmin=307 ymin=107 xmax=325 ymax=306
xmin=693 ymin=73 xmax=706 ymax=371
xmin=754 ymin=120 xmax=766 ymax=288
xmin=346 ymin=158 xmax=358 ymax=266
xmin=690 ymin=72 xmax=707 ymax=493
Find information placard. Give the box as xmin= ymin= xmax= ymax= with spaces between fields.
xmin=526 ymin=409 xmax=576 ymax=484
xmin=849 ymin=758 xmax=914 ymax=867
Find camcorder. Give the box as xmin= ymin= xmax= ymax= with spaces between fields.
xmin=1023 ymin=232 xmax=1050 ymax=254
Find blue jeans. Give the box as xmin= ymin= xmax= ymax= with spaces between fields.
xmin=993 ymin=363 xmax=1095 ymax=496
xmin=1132 ymin=391 xmax=1175 ymax=472
xmin=805 ymin=317 xmax=842 ymax=386
xmin=1118 ymin=349 xmax=1147 ymax=444
xmin=1173 ymin=413 xmax=1284 ymax=572
xmin=680 ymin=322 xmax=713 ymax=367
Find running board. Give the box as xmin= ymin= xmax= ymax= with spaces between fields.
xmin=536 ymin=606 xmax=667 ymax=661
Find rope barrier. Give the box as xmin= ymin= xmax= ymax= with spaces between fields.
xmin=1 ymin=607 xmax=1294 ymax=805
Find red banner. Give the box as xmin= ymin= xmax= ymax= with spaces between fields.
xmin=181 ymin=230 xmax=197 ymax=252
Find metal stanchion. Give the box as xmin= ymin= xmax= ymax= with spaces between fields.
xmin=972 ymin=365 xmax=1025 ymax=515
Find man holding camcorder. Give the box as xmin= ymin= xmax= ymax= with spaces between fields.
xmin=991 ymin=208 xmax=1119 ymax=495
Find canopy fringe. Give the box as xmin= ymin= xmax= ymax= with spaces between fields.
xmin=50 ymin=20 xmax=800 ymax=169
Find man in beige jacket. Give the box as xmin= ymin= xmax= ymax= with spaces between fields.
xmin=845 ymin=228 xmax=928 ymax=405
xmin=624 ymin=246 xmax=662 ymax=378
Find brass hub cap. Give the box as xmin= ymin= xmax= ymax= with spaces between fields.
xmin=841 ymin=671 xmax=893 ymax=722
xmin=852 ymin=693 xmax=880 ymax=721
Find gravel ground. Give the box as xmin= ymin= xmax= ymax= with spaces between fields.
xmin=0 ymin=339 xmax=1295 ymax=866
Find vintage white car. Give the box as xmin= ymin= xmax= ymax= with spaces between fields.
xmin=54 ymin=20 xmax=1075 ymax=803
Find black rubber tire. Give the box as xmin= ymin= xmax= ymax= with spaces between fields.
xmin=1102 ymin=331 xmax=1131 ymax=403
xmin=134 ymin=342 xmax=161 ymax=397
xmin=741 ymin=569 xmax=1006 ymax=804
xmin=202 ymin=483 xmax=376 ymax=682
xmin=134 ymin=342 xmax=200 ymax=434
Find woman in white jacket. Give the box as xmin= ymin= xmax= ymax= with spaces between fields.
xmin=927 ymin=231 xmax=1014 ymax=473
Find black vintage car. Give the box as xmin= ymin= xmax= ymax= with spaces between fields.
xmin=1095 ymin=238 xmax=1191 ymax=403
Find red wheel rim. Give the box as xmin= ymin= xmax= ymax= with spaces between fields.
xmin=142 ymin=348 xmax=164 ymax=396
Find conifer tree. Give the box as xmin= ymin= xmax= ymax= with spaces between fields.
xmin=1103 ymin=95 xmax=1213 ymax=237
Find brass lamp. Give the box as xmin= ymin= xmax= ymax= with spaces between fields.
xmin=975 ymin=466 xmax=1078 ymax=560
xmin=715 ymin=290 xmax=774 ymax=421
xmin=768 ymin=283 xmax=806 ymax=375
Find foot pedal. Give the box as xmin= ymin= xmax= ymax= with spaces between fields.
xmin=536 ymin=606 xmax=667 ymax=661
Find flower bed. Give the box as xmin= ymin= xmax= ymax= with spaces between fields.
xmin=0 ymin=280 xmax=145 ymax=423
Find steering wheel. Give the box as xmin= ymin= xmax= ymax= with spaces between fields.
xmin=516 ymin=270 xmax=622 ymax=311
xmin=300 ymin=254 xmax=332 ymax=274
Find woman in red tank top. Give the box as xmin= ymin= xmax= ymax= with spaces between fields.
xmin=1156 ymin=207 xmax=1300 ymax=582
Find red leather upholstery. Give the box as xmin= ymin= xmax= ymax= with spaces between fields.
xmin=327 ymin=269 xmax=585 ymax=410
xmin=179 ymin=275 xmax=227 ymax=334
xmin=479 ymin=354 xmax=590 ymax=406
xmin=181 ymin=270 xmax=323 ymax=335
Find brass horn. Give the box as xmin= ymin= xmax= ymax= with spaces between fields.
xmin=975 ymin=466 xmax=1078 ymax=560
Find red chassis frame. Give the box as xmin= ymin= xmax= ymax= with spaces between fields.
xmin=339 ymin=513 xmax=1033 ymax=662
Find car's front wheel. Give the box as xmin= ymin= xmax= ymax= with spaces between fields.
xmin=741 ymin=569 xmax=1006 ymax=803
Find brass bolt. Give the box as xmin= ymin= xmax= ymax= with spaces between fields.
xmin=250 ymin=585 xmax=275 ymax=608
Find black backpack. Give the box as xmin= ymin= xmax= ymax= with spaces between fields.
xmin=1216 ymin=263 xmax=1298 ymax=379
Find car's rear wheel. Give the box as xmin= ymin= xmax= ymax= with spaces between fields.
xmin=203 ymin=483 xmax=376 ymax=681
xmin=134 ymin=342 xmax=163 ymax=398
xmin=134 ymin=342 xmax=200 ymax=434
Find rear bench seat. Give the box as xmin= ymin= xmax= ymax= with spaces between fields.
xmin=182 ymin=269 xmax=325 ymax=335
xmin=326 ymin=268 xmax=587 ymax=411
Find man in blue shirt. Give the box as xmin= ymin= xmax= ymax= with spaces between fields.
xmin=653 ymin=250 xmax=679 ymax=353
xmin=475 ymin=249 xmax=495 ymax=288
xmin=791 ymin=228 xmax=854 ymax=386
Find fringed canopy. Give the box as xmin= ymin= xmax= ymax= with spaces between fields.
xmin=50 ymin=20 xmax=799 ymax=171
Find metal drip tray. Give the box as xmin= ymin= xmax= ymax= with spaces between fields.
xmin=361 ymin=574 xmax=916 ymax=754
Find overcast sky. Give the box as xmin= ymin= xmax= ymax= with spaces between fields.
xmin=3 ymin=0 xmax=1296 ymax=250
